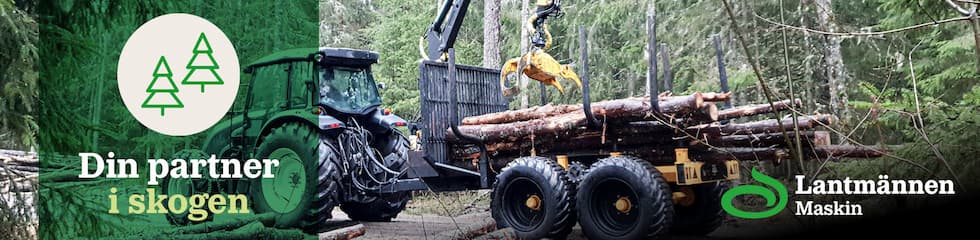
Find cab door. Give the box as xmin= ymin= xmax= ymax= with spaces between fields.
xmin=241 ymin=63 xmax=290 ymax=152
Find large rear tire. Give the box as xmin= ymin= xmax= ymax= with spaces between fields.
xmin=339 ymin=133 xmax=411 ymax=221
xmin=577 ymin=156 xmax=673 ymax=240
xmin=491 ymin=157 xmax=576 ymax=239
xmin=671 ymin=181 xmax=729 ymax=235
xmin=249 ymin=123 xmax=341 ymax=234
xmin=161 ymin=149 xmax=211 ymax=226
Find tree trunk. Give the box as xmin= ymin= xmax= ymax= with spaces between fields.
xmin=482 ymin=0 xmax=501 ymax=68
xmin=693 ymin=114 xmax=835 ymax=136
xmin=519 ymin=0 xmax=530 ymax=108
xmin=813 ymin=0 xmax=848 ymax=121
xmin=461 ymin=93 xmax=724 ymax=125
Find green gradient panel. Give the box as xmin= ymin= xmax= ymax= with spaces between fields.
xmin=37 ymin=1 xmax=318 ymax=239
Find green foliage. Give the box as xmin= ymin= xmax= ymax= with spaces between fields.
xmin=0 ymin=0 xmax=38 ymax=149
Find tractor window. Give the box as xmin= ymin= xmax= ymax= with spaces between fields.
xmin=319 ymin=66 xmax=382 ymax=114
xmin=288 ymin=61 xmax=313 ymax=107
xmin=249 ymin=64 xmax=287 ymax=110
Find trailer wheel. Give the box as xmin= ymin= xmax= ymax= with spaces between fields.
xmin=491 ymin=157 xmax=576 ymax=239
xmin=578 ymin=156 xmax=673 ymax=239
xmin=250 ymin=123 xmax=341 ymax=233
xmin=672 ymin=181 xmax=729 ymax=235
xmin=340 ymin=134 xmax=411 ymax=221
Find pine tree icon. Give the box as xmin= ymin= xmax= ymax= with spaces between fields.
xmin=182 ymin=32 xmax=224 ymax=92
xmin=142 ymin=56 xmax=184 ymax=116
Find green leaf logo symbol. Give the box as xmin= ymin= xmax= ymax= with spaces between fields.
xmin=721 ymin=168 xmax=788 ymax=219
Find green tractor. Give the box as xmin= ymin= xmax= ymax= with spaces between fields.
xmin=163 ymin=48 xmax=418 ymax=232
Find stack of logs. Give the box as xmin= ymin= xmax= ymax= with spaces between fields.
xmin=447 ymin=92 xmax=887 ymax=169
xmin=1 ymin=149 xmax=38 ymax=193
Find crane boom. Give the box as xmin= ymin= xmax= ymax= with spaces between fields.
xmin=422 ymin=0 xmax=472 ymax=61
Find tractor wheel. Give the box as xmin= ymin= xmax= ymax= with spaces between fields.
xmin=577 ymin=156 xmax=673 ymax=240
xmin=161 ymin=149 xmax=211 ymax=226
xmin=340 ymin=134 xmax=412 ymax=221
xmin=250 ymin=123 xmax=342 ymax=234
xmin=491 ymin=157 xmax=576 ymax=239
xmin=671 ymin=181 xmax=730 ymax=235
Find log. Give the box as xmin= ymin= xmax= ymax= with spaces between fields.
xmin=662 ymin=92 xmax=731 ymax=102
xmin=691 ymin=103 xmax=719 ymax=122
xmin=461 ymin=104 xmax=582 ymax=125
xmin=3 ymin=165 xmax=38 ymax=173
xmin=433 ymin=217 xmax=497 ymax=240
xmin=693 ymin=114 xmax=835 ymax=136
xmin=717 ymin=99 xmax=802 ymax=120
xmin=712 ymin=131 xmax=829 ymax=147
xmin=702 ymin=147 xmax=792 ymax=161
xmin=482 ymin=130 xmax=679 ymax=154
xmin=168 ymin=212 xmax=277 ymax=235
xmin=807 ymin=145 xmax=888 ymax=158
xmin=449 ymin=94 xmax=709 ymax=142
xmin=2 ymin=157 xmax=39 ymax=167
xmin=691 ymin=92 xmax=732 ymax=102
xmin=319 ymin=223 xmax=366 ymax=240
xmin=703 ymin=145 xmax=885 ymax=162
xmin=170 ymin=222 xmax=308 ymax=240
xmin=460 ymin=92 xmax=710 ymax=125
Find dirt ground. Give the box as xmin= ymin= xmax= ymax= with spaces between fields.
xmin=324 ymin=190 xmax=812 ymax=240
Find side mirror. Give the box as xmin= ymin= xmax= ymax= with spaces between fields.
xmin=377 ymin=83 xmax=387 ymax=90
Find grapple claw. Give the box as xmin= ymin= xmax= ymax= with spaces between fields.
xmin=500 ymin=57 xmax=522 ymax=97
xmin=498 ymin=50 xmax=582 ymax=96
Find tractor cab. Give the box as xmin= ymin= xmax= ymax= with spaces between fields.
xmin=315 ymin=48 xmax=383 ymax=116
xmin=195 ymin=47 xmax=416 ymax=231
xmin=205 ymin=48 xmax=402 ymax=160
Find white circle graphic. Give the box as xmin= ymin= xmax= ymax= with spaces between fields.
xmin=118 ymin=13 xmax=239 ymax=136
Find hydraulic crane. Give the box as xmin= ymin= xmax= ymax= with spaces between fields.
xmin=420 ymin=0 xmax=582 ymax=96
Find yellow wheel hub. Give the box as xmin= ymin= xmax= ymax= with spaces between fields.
xmin=525 ymin=195 xmax=542 ymax=211
xmin=614 ymin=196 xmax=632 ymax=213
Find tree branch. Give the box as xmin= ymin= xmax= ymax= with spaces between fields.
xmin=753 ymin=13 xmax=971 ymax=37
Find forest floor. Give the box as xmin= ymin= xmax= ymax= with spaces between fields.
xmin=344 ymin=190 xmax=809 ymax=240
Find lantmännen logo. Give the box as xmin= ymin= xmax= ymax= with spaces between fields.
xmin=721 ymin=168 xmax=788 ymax=219
xmin=722 ymin=168 xmax=957 ymax=218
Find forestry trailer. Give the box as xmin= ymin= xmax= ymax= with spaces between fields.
xmin=163 ymin=0 xmax=886 ymax=239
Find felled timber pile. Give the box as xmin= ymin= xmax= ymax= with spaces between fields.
xmin=447 ymin=92 xmax=887 ymax=169
xmin=1 ymin=149 xmax=38 ymax=193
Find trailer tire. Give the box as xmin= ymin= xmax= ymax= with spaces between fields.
xmin=250 ymin=123 xmax=341 ymax=234
xmin=491 ymin=157 xmax=576 ymax=239
xmin=578 ymin=156 xmax=673 ymax=240
xmin=672 ymin=181 xmax=729 ymax=235
xmin=340 ymin=134 xmax=411 ymax=221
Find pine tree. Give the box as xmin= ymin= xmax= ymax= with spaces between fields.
xmin=142 ymin=56 xmax=184 ymax=116
xmin=182 ymin=32 xmax=224 ymax=92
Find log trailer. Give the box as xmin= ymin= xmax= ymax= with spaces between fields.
xmin=407 ymin=0 xmax=883 ymax=239
xmin=169 ymin=0 xmax=886 ymax=239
